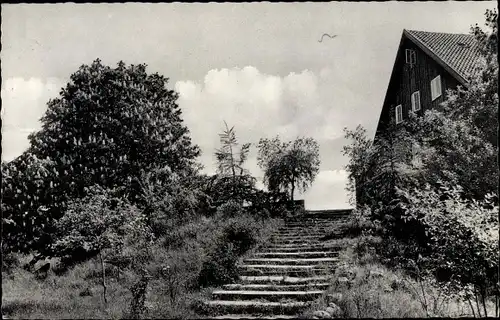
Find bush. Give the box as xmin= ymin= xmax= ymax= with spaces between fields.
xmin=305 ymin=233 xmax=483 ymax=319
xmin=198 ymin=242 xmax=240 ymax=287
xmin=198 ymin=214 xmax=259 ymax=287
xmin=216 ymin=200 xmax=244 ymax=219
xmin=397 ymin=185 xmax=498 ymax=317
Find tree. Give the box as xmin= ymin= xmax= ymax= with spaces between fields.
xmin=398 ymin=185 xmax=498 ymax=317
xmin=215 ymin=121 xmax=251 ymax=180
xmin=135 ymin=165 xmax=211 ymax=235
xmin=257 ymin=136 xmax=320 ymax=202
xmin=344 ymin=8 xmax=498 ymax=205
xmin=28 ymin=59 xmax=200 ymax=198
xmin=1 ymin=154 xmax=61 ymax=254
xmin=342 ymin=120 xmax=418 ymax=210
xmin=402 ymin=8 xmax=498 ymax=200
xmin=341 ymin=9 xmax=499 ymax=316
xmin=52 ymin=185 xmax=151 ymax=307
xmin=214 ymin=121 xmax=254 ymax=205
xmin=2 ymin=59 xmax=200 ymax=255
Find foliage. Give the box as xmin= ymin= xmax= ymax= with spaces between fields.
xmin=216 ymin=200 xmax=244 ymax=218
xmin=257 ymin=136 xmax=320 ymax=201
xmin=2 ymin=59 xmax=200 ymax=256
xmin=135 ymin=166 xmax=211 ymax=236
xmin=28 ymin=59 xmax=200 ymax=194
xmin=198 ymin=213 xmax=264 ymax=288
xmin=2 ymin=154 xmax=61 ymax=254
xmin=51 ymin=185 xmax=153 ymax=307
xmin=341 ymin=9 xmax=499 ymax=318
xmin=212 ymin=121 xmax=256 ymax=206
xmin=342 ymin=122 xmax=417 ymax=211
xmin=215 ymin=121 xmax=251 ymax=179
xmin=304 ymin=235 xmax=478 ymax=319
xmin=52 ymin=185 xmax=151 ymax=262
xmin=398 ymin=185 xmax=498 ymax=316
xmin=203 ymin=174 xmax=257 ymax=209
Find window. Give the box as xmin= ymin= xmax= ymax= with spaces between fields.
xmin=395 ymin=104 xmax=403 ymax=124
xmin=411 ymin=90 xmax=421 ymax=112
xmin=430 ymin=75 xmax=442 ymax=101
xmin=405 ymin=49 xmax=416 ymax=64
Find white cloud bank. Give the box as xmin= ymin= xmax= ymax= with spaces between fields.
xmin=176 ymin=66 xmax=352 ymax=209
xmin=1 ymin=68 xmax=352 ymax=209
xmin=1 ymin=77 xmax=66 ymax=162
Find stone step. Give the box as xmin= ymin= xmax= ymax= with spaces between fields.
xmin=211 ymin=290 xmax=324 ymax=302
xmin=272 ymin=234 xmax=331 ymax=239
xmin=285 ymin=218 xmax=349 ymax=223
xmin=306 ymin=209 xmax=352 ymax=214
xmin=243 ymin=257 xmax=339 ymax=265
xmin=261 ymin=244 xmax=343 ymax=252
xmin=278 ymin=226 xmax=332 ymax=230
xmin=271 ymin=234 xmax=324 ymax=239
xmin=267 ymin=240 xmax=321 ymax=246
xmin=238 ymin=275 xmax=332 ymax=284
xmin=274 ymin=232 xmax=327 ymax=237
xmin=254 ymin=251 xmax=340 ymax=259
xmin=286 ymin=216 xmax=349 ymax=220
xmin=210 ymin=314 xmax=297 ymax=319
xmin=284 ymin=222 xmax=346 ymax=227
xmin=238 ymin=264 xmax=330 ymax=270
xmin=287 ymin=214 xmax=350 ymax=219
xmin=222 ymin=283 xmax=331 ymax=291
xmin=279 ymin=226 xmax=345 ymax=231
xmin=238 ymin=266 xmax=332 ymax=277
xmin=202 ymin=300 xmax=309 ymax=316
xmin=270 ymin=236 xmax=326 ymax=241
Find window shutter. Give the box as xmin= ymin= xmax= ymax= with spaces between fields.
xmin=395 ymin=105 xmax=403 ymax=124
xmin=405 ymin=49 xmax=416 ymax=64
xmin=416 ymin=91 xmax=421 ymax=111
xmin=431 ymin=75 xmax=442 ymax=101
xmin=411 ymin=91 xmax=421 ymax=112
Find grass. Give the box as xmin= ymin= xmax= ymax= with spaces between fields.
xmin=303 ymin=233 xmax=495 ymax=318
xmin=2 ymin=213 xmax=283 ymax=319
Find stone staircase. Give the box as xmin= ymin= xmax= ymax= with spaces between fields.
xmin=201 ymin=209 xmax=352 ymax=319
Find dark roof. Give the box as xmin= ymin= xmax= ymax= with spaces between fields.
xmin=404 ymin=29 xmax=482 ymax=84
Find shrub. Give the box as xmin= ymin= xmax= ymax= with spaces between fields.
xmin=198 ymin=241 xmax=240 ymax=288
xmin=216 ymin=200 xmax=244 ymax=219
xmin=198 ymin=215 xmax=259 ymax=287
xmin=398 ymin=185 xmax=499 ymax=317
xmin=197 ymin=211 xmax=282 ymax=289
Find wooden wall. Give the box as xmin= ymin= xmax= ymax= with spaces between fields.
xmin=377 ymin=37 xmax=462 ymax=134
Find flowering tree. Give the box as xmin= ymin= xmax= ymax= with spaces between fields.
xmin=2 ymin=59 xmax=200 ymax=256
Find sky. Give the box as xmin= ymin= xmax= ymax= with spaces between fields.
xmin=1 ymin=2 xmax=495 ymax=209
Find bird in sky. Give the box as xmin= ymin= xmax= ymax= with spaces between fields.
xmin=318 ymin=33 xmax=338 ymax=43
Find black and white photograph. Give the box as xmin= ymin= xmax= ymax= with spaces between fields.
xmin=1 ymin=2 xmax=498 ymax=319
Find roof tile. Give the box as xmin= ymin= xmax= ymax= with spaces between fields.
xmin=406 ymin=30 xmax=483 ymax=81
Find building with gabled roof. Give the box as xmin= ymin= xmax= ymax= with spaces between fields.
xmin=356 ymin=29 xmax=483 ymax=207
xmin=374 ymin=29 xmax=482 ymax=139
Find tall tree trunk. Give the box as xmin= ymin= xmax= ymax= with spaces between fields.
xmin=481 ymin=286 xmax=488 ymax=318
xmin=467 ymin=296 xmax=476 ymax=318
xmin=99 ymin=250 xmax=108 ymax=307
xmin=474 ymin=286 xmax=482 ymax=318
xmin=291 ymin=178 xmax=295 ymax=203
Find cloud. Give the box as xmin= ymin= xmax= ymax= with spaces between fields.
xmin=176 ymin=66 xmax=353 ymax=208
xmin=1 ymin=77 xmax=66 ymax=161
xmin=176 ymin=66 xmax=350 ymax=152
xmin=302 ymin=170 xmax=352 ymax=209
